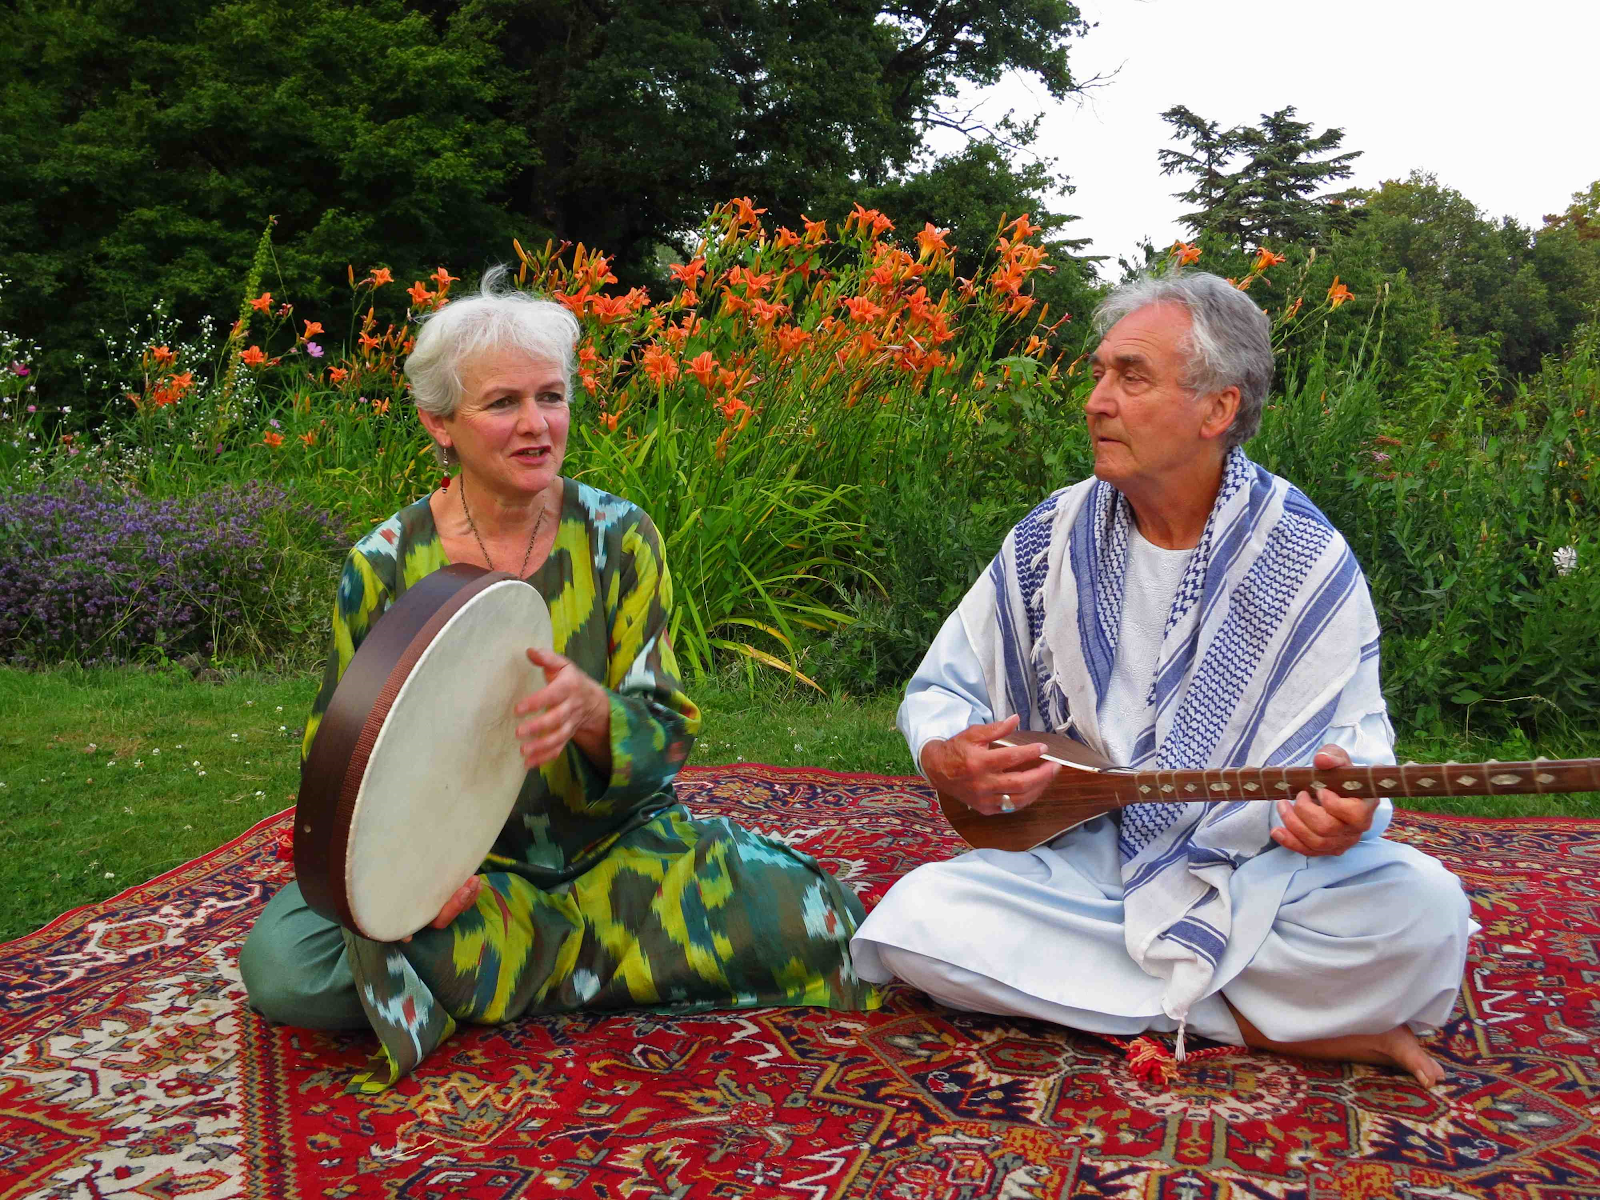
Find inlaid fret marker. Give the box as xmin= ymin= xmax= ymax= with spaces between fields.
xmin=1456 ymin=775 xmax=1478 ymax=787
xmin=1489 ymin=774 xmax=1520 ymax=787
xmin=1418 ymin=777 xmax=1437 ymax=788
xmin=1342 ymin=780 xmax=1362 ymax=790
xmin=1210 ymin=783 xmax=1226 ymax=792
xmin=1378 ymin=778 xmax=1397 ymax=789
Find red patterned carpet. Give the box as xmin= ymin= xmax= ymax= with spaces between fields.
xmin=3 ymin=764 xmax=1599 ymax=1200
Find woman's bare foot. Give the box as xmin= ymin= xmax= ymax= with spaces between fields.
xmin=1230 ymin=1006 xmax=1446 ymax=1089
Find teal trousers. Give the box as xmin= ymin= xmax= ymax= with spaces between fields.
xmin=238 ymin=883 xmax=368 ymax=1030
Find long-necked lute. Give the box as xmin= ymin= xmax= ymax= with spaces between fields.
xmin=936 ymin=730 xmax=1600 ymax=852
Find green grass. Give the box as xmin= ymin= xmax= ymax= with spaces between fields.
xmin=2 ymin=665 xmax=1595 ymax=944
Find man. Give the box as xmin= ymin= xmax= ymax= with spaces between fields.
xmin=850 ymin=272 xmax=1471 ymax=1088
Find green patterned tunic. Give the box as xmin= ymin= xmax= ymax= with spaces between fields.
xmin=304 ymin=480 xmax=876 ymax=1091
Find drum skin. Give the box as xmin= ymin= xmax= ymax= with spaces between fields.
xmin=294 ymin=563 xmax=552 ymax=942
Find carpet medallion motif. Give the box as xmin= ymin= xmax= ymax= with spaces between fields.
xmin=2 ymin=765 xmax=1597 ymax=1199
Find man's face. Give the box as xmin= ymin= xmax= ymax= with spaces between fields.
xmin=1084 ymin=302 xmax=1224 ymax=492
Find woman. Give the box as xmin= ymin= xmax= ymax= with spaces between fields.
xmin=240 ymin=268 xmax=875 ymax=1091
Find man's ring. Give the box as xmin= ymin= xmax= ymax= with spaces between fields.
xmin=999 ymin=794 xmax=1015 ymax=814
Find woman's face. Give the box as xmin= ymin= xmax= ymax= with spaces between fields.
xmin=424 ymin=348 xmax=570 ymax=499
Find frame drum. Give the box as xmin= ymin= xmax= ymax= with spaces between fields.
xmin=294 ymin=563 xmax=553 ymax=942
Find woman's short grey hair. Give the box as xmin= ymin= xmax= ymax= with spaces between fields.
xmin=405 ymin=265 xmax=581 ymax=463
xmin=1093 ymin=271 xmax=1274 ymax=449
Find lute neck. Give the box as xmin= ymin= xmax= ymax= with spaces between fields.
xmin=1121 ymin=758 xmax=1600 ymax=802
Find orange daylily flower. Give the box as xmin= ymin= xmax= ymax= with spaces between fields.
xmin=1253 ymin=247 xmax=1287 ymax=271
xmin=301 ymin=430 xmax=317 ymax=446
xmin=669 ymin=257 xmax=707 ymax=291
xmin=842 ymin=296 xmax=884 ymax=324
xmin=1171 ymin=241 xmax=1201 ymax=265
xmin=1327 ymin=277 xmax=1354 ymax=308
xmin=802 ymin=215 xmax=829 ymax=245
xmin=640 ymin=344 xmax=680 ymax=388
xmin=773 ymin=227 xmax=802 ymax=251
xmin=1005 ymin=214 xmax=1042 ymax=241
xmin=847 ymin=204 xmax=894 ymax=240
xmin=772 ymin=325 xmax=812 ymax=358
xmin=367 ymin=267 xmax=394 ymax=287
xmin=717 ymin=396 xmax=751 ymax=423
xmin=407 ymin=281 xmax=433 ymax=305
xmin=431 ymin=268 xmax=459 ymax=290
xmin=240 ymin=346 xmax=267 ymax=367
xmin=149 ymin=345 xmax=176 ymax=366
xmin=327 ymin=366 xmax=349 ymax=384
xmin=302 ymin=321 xmax=324 ymax=341
xmin=599 ymin=411 xmax=621 ymax=432
xmin=687 ymin=351 xmax=719 ymax=390
xmin=915 ymin=223 xmax=952 ymax=262
xmin=359 ymin=332 xmax=382 ymax=352
xmin=249 ymin=292 xmax=273 ymax=313
xmin=1283 ymin=297 xmax=1304 ymax=320
xmin=262 ymin=431 xmax=284 ymax=448
xmin=727 ymin=196 xmax=767 ymax=233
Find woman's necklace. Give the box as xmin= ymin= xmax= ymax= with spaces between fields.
xmin=459 ymin=476 xmax=549 ymax=578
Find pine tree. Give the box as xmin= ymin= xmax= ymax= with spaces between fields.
xmin=1158 ymin=105 xmax=1362 ymax=248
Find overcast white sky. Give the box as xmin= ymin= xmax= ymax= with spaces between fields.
xmin=933 ymin=0 xmax=1598 ymax=271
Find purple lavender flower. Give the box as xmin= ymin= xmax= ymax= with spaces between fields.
xmin=0 ymin=482 xmax=344 ymax=665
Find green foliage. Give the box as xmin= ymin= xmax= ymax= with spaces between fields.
xmin=1159 ymin=105 xmax=1362 ymax=248
xmin=1342 ymin=172 xmax=1600 ymax=377
xmin=1252 ymin=325 xmax=1599 ymax=734
xmin=1 ymin=0 xmax=534 ymax=393
xmin=2 ymin=0 xmax=1093 ymax=389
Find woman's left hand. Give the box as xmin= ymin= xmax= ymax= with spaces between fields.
xmin=515 ymin=647 xmax=612 ymax=770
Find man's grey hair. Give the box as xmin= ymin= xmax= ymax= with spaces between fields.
xmin=405 ymin=264 xmax=580 ymax=422
xmin=1092 ymin=271 xmax=1274 ymax=450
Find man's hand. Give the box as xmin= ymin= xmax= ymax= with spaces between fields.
xmin=1270 ymin=743 xmax=1379 ymax=857
xmin=515 ymin=647 xmax=612 ymax=770
xmin=922 ymin=714 xmax=1062 ymax=816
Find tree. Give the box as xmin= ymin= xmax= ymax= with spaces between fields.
xmin=1158 ymin=105 xmax=1362 ymax=248
xmin=851 ymin=138 xmax=1101 ymax=346
xmin=0 ymin=0 xmax=1094 ymax=389
xmin=1 ymin=0 xmax=537 ymax=385
xmin=1346 ymin=173 xmax=1600 ymax=376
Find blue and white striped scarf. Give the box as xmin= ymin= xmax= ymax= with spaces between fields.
xmin=959 ymin=448 xmax=1389 ymax=1036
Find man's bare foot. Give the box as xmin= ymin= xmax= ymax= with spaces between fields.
xmin=1230 ymin=1006 xmax=1446 ymax=1089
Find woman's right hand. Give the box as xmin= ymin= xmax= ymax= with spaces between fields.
xmin=920 ymin=714 xmax=1062 ymax=816
xmin=402 ymin=875 xmax=483 ymax=942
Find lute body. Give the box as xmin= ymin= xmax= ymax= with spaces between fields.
xmin=936 ymin=730 xmax=1600 ymax=852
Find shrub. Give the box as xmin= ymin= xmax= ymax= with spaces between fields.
xmin=0 ymin=482 xmax=345 ymax=667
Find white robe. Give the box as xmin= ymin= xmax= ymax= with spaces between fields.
xmin=851 ymin=531 xmax=1473 ymax=1045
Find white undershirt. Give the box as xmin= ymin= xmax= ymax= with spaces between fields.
xmin=1098 ymin=528 xmax=1194 ymax=765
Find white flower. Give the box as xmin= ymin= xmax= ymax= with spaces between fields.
xmin=275 ymin=706 xmax=283 ymax=713
xmin=104 ymin=871 xmax=114 ymax=879
xmin=192 ymin=760 xmax=200 ymax=767
xmin=255 ymin=790 xmax=266 ymax=798
xmin=62 ymin=405 xmax=71 ymax=413
xmin=0 ymin=782 xmax=6 ymax=789
xmin=245 ymin=700 xmax=255 ymax=707
xmin=198 ymin=770 xmax=206 ymax=777
xmin=183 ymin=824 xmax=192 ymax=831
xmin=107 ymin=760 xmax=116 ymax=767
xmin=230 ymin=733 xmax=239 ymax=741
xmin=279 ymin=725 xmax=287 ymax=732
xmin=1554 ymin=545 xmax=1578 ymax=576
xmin=123 ymin=806 xmax=133 ymax=815
xmin=175 ymin=743 xmax=183 ymax=749
xmin=133 ymin=760 xmax=143 ymax=768
xmin=86 ymin=743 xmax=97 ymax=752
xmin=152 ymin=748 xmax=160 ymax=755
